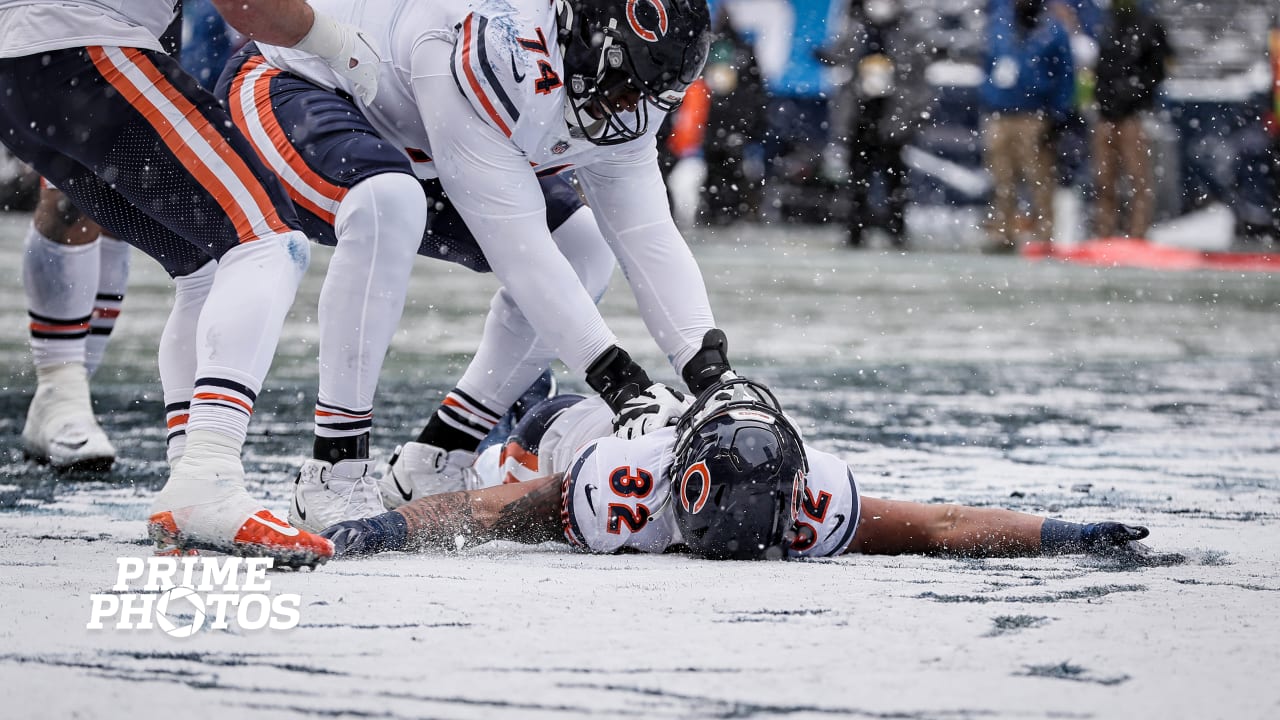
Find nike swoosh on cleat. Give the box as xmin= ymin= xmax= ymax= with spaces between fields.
xmin=510 ymin=54 xmax=526 ymax=83
xmin=55 ymin=438 xmax=90 ymax=450
xmin=584 ymin=484 xmax=598 ymax=514
xmin=294 ymin=493 xmax=307 ymax=522
xmin=249 ymin=513 xmax=300 ymax=537
xmin=394 ymin=474 xmax=414 ymax=502
xmin=825 ymin=513 xmax=847 ymax=540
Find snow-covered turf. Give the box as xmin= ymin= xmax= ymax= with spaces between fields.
xmin=2 ymin=213 xmax=1278 ymax=718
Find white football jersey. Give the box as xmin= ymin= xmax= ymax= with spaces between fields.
xmin=258 ymin=0 xmax=658 ymax=179
xmin=0 ymin=0 xmax=177 ymax=57
xmin=546 ymin=398 xmax=862 ymax=559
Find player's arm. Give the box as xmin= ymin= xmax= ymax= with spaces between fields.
xmin=210 ymin=0 xmax=379 ymax=102
xmin=575 ymin=151 xmax=719 ymax=383
xmin=845 ymin=496 xmax=1151 ymax=558
xmin=321 ymin=475 xmax=564 ymax=555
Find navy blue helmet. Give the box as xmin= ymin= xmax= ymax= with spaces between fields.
xmin=669 ymin=376 xmax=807 ymax=560
xmin=556 ymin=0 xmax=712 ymax=145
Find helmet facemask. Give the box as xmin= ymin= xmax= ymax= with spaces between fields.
xmin=558 ymin=0 xmax=710 ymax=145
xmin=669 ymin=377 xmax=808 ymax=560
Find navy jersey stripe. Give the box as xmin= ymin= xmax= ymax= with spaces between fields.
xmin=475 ymin=16 xmax=521 ymax=125
xmin=562 ymin=441 xmax=598 ymax=548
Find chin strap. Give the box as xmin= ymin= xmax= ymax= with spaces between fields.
xmin=681 ymin=329 xmax=732 ymax=395
xmin=585 ymin=345 xmax=653 ymax=413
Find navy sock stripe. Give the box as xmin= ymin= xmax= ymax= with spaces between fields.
xmin=95 ymin=293 xmax=125 ymax=302
xmin=450 ymin=388 xmax=501 ymax=422
xmin=164 ymin=401 xmax=191 ymax=413
xmin=316 ymin=419 xmax=374 ymax=432
xmin=194 ymin=376 xmax=257 ymax=402
xmin=28 ymin=310 xmax=93 ymax=325
xmin=316 ymin=399 xmax=373 ymax=416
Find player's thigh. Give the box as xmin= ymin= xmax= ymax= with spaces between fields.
xmin=38 ymin=156 xmax=213 ymax=278
xmin=219 ymin=48 xmax=414 ymax=246
xmin=4 ymin=47 xmax=300 ymax=260
xmin=416 ymin=173 xmax=587 ymax=273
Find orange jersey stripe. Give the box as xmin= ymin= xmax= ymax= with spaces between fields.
xmin=460 ymin=17 xmax=512 ymax=137
xmin=229 ymin=56 xmax=346 ymax=224
xmin=88 ymin=48 xmax=288 ymax=243
xmin=193 ymin=392 xmax=254 ymax=413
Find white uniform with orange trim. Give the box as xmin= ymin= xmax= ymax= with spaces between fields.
xmin=486 ymin=396 xmax=862 ymax=558
xmin=0 ymin=0 xmax=175 ymax=57
xmin=257 ymin=0 xmax=718 ymax=385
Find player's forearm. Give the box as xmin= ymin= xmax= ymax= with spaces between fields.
xmin=848 ymin=498 xmax=1042 ymax=557
xmin=394 ymin=475 xmax=564 ymax=551
xmin=210 ymin=0 xmax=315 ymax=47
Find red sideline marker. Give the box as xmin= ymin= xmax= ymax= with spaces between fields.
xmin=1022 ymin=237 xmax=1279 ymax=272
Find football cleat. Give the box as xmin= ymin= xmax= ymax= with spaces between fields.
xmin=22 ymin=363 xmax=115 ymax=472
xmin=375 ymin=442 xmax=479 ymax=509
xmin=149 ymin=433 xmax=333 ymax=569
xmin=288 ymin=458 xmax=385 ymax=534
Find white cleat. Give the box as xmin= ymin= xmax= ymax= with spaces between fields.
xmin=376 ymin=441 xmax=478 ymax=509
xmin=289 ymin=458 xmax=385 ymax=534
xmin=149 ymin=432 xmax=333 ymax=569
xmin=22 ymin=363 xmax=115 ymax=472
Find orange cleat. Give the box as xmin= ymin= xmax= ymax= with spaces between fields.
xmin=148 ymin=504 xmax=334 ymax=570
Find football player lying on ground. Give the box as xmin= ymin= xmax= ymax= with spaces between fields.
xmin=321 ymin=377 xmax=1168 ymax=562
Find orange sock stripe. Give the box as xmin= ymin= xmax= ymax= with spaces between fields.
xmin=192 ymin=392 xmax=254 ymax=413
xmin=166 ymin=413 xmax=190 ymax=429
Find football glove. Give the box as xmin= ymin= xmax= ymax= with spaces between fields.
xmin=292 ymin=13 xmax=381 ymax=104
xmin=320 ymin=512 xmax=407 ymax=556
xmin=613 ymin=383 xmax=691 ymax=440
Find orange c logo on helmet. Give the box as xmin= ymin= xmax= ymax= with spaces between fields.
xmin=679 ymin=461 xmax=711 ymax=514
xmin=626 ymin=0 xmax=669 ymax=42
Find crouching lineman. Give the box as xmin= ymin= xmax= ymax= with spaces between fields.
xmin=321 ymin=377 xmax=1170 ymax=563
xmin=0 ymin=0 xmax=382 ymax=566
xmin=223 ymin=0 xmax=741 ymax=524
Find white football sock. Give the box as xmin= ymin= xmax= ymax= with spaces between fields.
xmin=185 ymin=230 xmax=309 ymax=446
xmin=23 ymin=225 xmax=96 ymax=369
xmin=315 ymin=173 xmax=426 ymax=439
xmin=160 ymin=260 xmax=215 ymax=466
xmin=86 ymin=234 xmax=130 ymax=376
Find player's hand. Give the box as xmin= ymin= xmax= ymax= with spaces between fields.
xmin=293 ymin=13 xmax=381 ymax=104
xmin=613 ymin=383 xmax=691 ymax=439
xmin=1081 ymin=522 xmax=1148 ymax=554
xmin=320 ymin=512 xmax=407 ymax=556
xmin=1080 ymin=522 xmax=1186 ymax=566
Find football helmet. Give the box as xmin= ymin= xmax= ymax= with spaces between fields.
xmin=669 ymin=376 xmax=807 ymax=560
xmin=555 ymin=0 xmax=712 ymax=145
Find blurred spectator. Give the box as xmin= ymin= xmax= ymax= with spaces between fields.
xmin=825 ymin=0 xmax=932 ymax=248
xmin=979 ymin=0 xmax=1074 ymax=252
xmin=180 ymin=0 xmax=236 ymax=90
xmin=1090 ymin=0 xmax=1169 ymax=240
xmin=701 ymin=17 xmax=770 ymax=224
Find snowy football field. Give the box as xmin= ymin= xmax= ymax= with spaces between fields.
xmin=2 ymin=212 xmax=1279 ymax=718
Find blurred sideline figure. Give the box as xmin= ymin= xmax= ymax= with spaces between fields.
xmin=980 ymin=0 xmax=1074 ymax=252
xmin=1090 ymin=0 xmax=1169 ymax=240
xmin=823 ymin=0 xmax=931 ymax=248
xmin=0 ymin=0 xmax=384 ymax=566
xmin=320 ymin=376 xmax=1171 ymax=566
